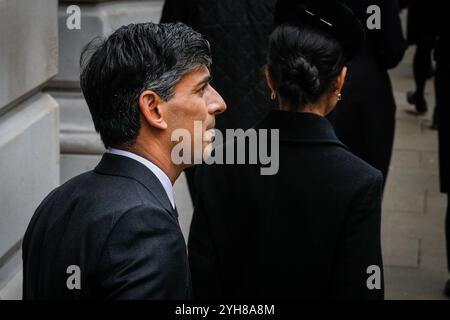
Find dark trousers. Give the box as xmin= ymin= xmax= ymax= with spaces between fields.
xmin=413 ymin=33 xmax=435 ymax=99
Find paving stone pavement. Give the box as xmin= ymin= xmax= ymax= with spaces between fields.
xmin=383 ymin=46 xmax=449 ymax=300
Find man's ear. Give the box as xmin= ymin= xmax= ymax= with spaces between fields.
xmin=335 ymin=66 xmax=347 ymax=93
xmin=264 ymin=66 xmax=276 ymax=94
xmin=138 ymin=90 xmax=168 ymax=130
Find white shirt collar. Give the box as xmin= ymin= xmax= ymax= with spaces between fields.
xmin=108 ymin=148 xmax=175 ymax=209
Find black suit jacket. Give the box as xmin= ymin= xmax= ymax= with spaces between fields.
xmin=189 ymin=110 xmax=384 ymax=299
xmin=22 ymin=153 xmax=191 ymax=299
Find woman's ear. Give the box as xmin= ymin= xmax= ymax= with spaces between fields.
xmin=335 ymin=66 xmax=347 ymax=93
xmin=138 ymin=90 xmax=168 ymax=130
xmin=264 ymin=66 xmax=276 ymax=95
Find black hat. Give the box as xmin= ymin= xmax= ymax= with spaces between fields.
xmin=274 ymin=0 xmax=365 ymax=60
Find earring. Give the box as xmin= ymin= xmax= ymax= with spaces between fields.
xmin=271 ymin=92 xmax=276 ymax=100
xmin=337 ymin=92 xmax=342 ymax=101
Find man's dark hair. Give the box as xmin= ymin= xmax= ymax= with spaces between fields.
xmin=80 ymin=22 xmax=212 ymax=148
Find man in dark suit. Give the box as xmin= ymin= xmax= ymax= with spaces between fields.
xmin=22 ymin=22 xmax=226 ymax=299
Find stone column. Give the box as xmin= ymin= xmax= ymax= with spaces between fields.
xmin=0 ymin=0 xmax=60 ymax=299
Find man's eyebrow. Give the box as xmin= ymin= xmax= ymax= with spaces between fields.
xmin=195 ymin=75 xmax=213 ymax=88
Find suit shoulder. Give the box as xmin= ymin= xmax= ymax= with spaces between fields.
xmin=59 ymin=170 xmax=157 ymax=208
xmin=30 ymin=170 xmax=168 ymax=239
xmin=335 ymin=147 xmax=383 ymax=181
xmin=113 ymin=203 xmax=178 ymax=229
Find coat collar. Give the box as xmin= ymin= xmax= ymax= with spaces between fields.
xmin=94 ymin=153 xmax=177 ymax=219
xmin=257 ymin=110 xmax=349 ymax=149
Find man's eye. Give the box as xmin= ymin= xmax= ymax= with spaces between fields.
xmin=198 ymin=85 xmax=207 ymax=95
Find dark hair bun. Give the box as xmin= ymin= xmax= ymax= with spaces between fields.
xmin=288 ymin=54 xmax=321 ymax=95
xmin=268 ymin=24 xmax=345 ymax=109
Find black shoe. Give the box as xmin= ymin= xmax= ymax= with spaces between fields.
xmin=407 ymin=90 xmax=416 ymax=105
xmin=445 ymin=279 xmax=450 ymax=297
xmin=407 ymin=91 xmax=428 ymax=114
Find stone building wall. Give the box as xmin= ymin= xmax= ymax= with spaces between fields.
xmin=0 ymin=0 xmax=60 ymax=299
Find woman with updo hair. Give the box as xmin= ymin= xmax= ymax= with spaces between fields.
xmin=265 ymin=23 xmax=347 ymax=117
xmin=188 ymin=0 xmax=384 ymax=299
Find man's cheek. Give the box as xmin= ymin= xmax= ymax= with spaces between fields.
xmin=191 ymin=100 xmax=209 ymax=119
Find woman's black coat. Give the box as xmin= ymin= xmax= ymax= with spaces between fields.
xmin=188 ymin=111 xmax=384 ymax=299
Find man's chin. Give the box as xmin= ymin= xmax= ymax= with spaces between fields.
xmin=203 ymin=142 xmax=214 ymax=158
xmin=203 ymin=128 xmax=216 ymax=142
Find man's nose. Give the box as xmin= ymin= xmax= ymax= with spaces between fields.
xmin=207 ymin=86 xmax=227 ymax=115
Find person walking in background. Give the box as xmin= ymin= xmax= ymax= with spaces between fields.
xmin=404 ymin=0 xmax=438 ymax=127
xmin=334 ymin=0 xmax=407 ymax=189
xmin=160 ymin=0 xmax=277 ymax=200
xmin=188 ymin=0 xmax=384 ymax=300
